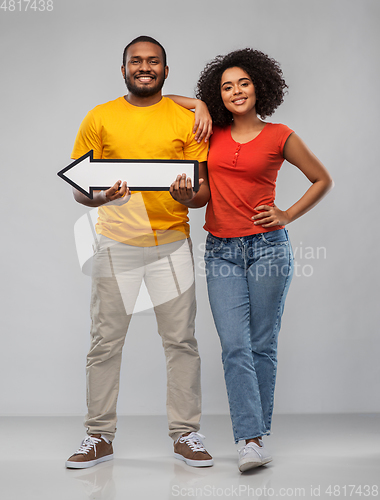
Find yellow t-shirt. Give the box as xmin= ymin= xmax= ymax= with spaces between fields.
xmin=71 ymin=96 xmax=208 ymax=246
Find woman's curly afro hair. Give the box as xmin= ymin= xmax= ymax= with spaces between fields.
xmin=196 ymin=48 xmax=288 ymax=127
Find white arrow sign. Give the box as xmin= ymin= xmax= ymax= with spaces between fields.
xmin=57 ymin=150 xmax=199 ymax=199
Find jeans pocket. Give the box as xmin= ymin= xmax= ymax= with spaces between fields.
xmin=205 ymin=233 xmax=224 ymax=259
xmin=260 ymin=229 xmax=289 ymax=246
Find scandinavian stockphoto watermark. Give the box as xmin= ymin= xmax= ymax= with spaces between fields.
xmin=195 ymin=240 xmax=327 ymax=280
xmin=73 ymin=203 xmax=327 ymax=314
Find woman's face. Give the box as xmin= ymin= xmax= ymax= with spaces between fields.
xmin=220 ymin=66 xmax=256 ymax=116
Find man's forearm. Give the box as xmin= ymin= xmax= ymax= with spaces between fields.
xmin=73 ymin=188 xmax=108 ymax=207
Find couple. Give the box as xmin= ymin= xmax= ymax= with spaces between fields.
xmin=65 ymin=36 xmax=333 ymax=473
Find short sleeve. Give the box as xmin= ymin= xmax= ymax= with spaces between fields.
xmin=278 ymin=124 xmax=294 ymax=156
xmin=183 ymin=131 xmax=209 ymax=163
xmin=71 ymin=110 xmax=103 ymax=160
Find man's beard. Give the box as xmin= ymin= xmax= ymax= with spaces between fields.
xmin=124 ymin=72 xmax=165 ymax=98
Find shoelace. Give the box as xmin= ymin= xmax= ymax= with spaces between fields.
xmin=75 ymin=436 xmax=102 ymax=457
xmin=179 ymin=432 xmax=207 ymax=452
xmin=238 ymin=441 xmax=263 ymax=458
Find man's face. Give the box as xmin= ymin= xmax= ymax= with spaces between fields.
xmin=122 ymin=42 xmax=168 ymax=98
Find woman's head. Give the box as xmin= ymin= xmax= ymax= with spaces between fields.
xmin=196 ymin=48 xmax=288 ymax=127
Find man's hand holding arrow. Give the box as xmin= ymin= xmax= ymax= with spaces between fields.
xmin=102 ymin=180 xmax=131 ymax=205
xmin=170 ymin=174 xmax=204 ymax=205
xmin=169 ymin=160 xmax=209 ymax=209
xmin=72 ymin=180 xmax=130 ymax=208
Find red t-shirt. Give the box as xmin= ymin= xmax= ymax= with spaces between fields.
xmin=204 ymin=123 xmax=293 ymax=237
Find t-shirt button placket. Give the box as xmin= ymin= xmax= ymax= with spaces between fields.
xmin=233 ymin=144 xmax=241 ymax=166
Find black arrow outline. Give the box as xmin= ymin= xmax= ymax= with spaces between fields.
xmin=57 ymin=150 xmax=200 ymax=199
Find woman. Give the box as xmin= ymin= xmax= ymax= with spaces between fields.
xmin=170 ymin=48 xmax=333 ymax=472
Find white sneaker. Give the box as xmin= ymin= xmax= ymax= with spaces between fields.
xmin=238 ymin=439 xmax=272 ymax=472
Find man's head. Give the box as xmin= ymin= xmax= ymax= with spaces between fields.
xmin=121 ymin=36 xmax=168 ymax=100
xmin=122 ymin=36 xmax=167 ymax=68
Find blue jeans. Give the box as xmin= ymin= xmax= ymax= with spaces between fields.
xmin=205 ymin=229 xmax=294 ymax=443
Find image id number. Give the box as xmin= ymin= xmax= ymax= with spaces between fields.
xmin=325 ymin=485 xmax=379 ymax=497
xmin=1 ymin=0 xmax=53 ymax=11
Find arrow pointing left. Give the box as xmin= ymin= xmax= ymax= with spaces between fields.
xmin=57 ymin=150 xmax=199 ymax=199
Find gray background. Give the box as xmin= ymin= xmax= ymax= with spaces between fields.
xmin=0 ymin=0 xmax=379 ymax=420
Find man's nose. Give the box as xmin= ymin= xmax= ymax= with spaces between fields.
xmin=140 ymin=60 xmax=150 ymax=72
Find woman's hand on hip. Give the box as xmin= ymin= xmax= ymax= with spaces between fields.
xmin=252 ymin=204 xmax=291 ymax=228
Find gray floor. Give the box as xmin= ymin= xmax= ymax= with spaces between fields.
xmin=1 ymin=414 xmax=379 ymax=499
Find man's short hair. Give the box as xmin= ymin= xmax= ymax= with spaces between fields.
xmin=122 ymin=36 xmax=167 ymax=67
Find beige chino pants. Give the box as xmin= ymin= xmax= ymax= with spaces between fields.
xmin=85 ymin=235 xmax=201 ymax=442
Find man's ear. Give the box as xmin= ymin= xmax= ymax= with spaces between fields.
xmin=121 ymin=65 xmax=126 ymax=78
xmin=164 ymin=66 xmax=169 ymax=80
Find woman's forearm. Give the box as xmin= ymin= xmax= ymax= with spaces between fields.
xmin=165 ymin=94 xmax=199 ymax=110
xmin=284 ymin=133 xmax=334 ymax=223
xmin=285 ymin=177 xmax=333 ymax=224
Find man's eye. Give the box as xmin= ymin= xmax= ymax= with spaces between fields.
xmin=150 ymin=60 xmax=159 ymax=64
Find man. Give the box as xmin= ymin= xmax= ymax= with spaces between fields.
xmin=65 ymin=36 xmax=213 ymax=468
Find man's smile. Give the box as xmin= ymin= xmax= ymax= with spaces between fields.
xmin=135 ymin=74 xmax=155 ymax=83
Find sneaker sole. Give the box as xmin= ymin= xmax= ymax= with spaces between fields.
xmin=65 ymin=453 xmax=114 ymax=469
xmin=239 ymin=456 xmax=272 ymax=472
xmin=174 ymin=452 xmax=214 ymax=467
